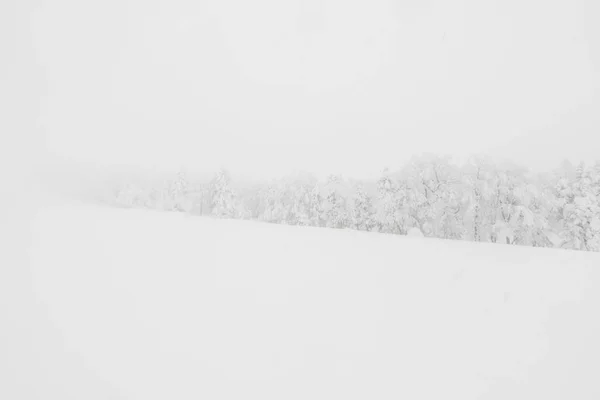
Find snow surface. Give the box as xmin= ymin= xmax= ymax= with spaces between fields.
xmin=3 ymin=195 xmax=600 ymax=400
xmin=407 ymin=227 xmax=424 ymax=237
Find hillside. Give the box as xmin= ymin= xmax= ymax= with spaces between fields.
xmin=3 ymin=195 xmax=600 ymax=399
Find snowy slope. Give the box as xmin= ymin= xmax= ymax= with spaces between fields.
xmin=4 ymin=196 xmax=600 ymax=400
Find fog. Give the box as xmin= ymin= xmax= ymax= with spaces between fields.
xmin=8 ymin=0 xmax=600 ymax=179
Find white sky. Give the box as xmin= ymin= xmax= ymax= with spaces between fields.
xmin=24 ymin=0 xmax=600 ymax=179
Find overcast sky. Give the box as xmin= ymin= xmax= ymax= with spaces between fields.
xmin=21 ymin=0 xmax=600 ymax=179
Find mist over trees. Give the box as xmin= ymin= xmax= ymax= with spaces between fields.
xmin=104 ymin=154 xmax=600 ymax=252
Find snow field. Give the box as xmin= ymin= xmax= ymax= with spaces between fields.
xmin=4 ymin=197 xmax=600 ymax=399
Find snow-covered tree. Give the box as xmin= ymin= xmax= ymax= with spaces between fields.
xmin=460 ymin=158 xmax=496 ymax=242
xmin=554 ymin=163 xmax=600 ymax=251
xmin=308 ymin=183 xmax=326 ymax=227
xmin=322 ymin=175 xmax=349 ymax=229
xmin=211 ymin=169 xmax=236 ymax=218
xmin=374 ymin=169 xmax=411 ymax=234
xmin=287 ymin=178 xmax=313 ymax=226
xmin=486 ymin=167 xmax=531 ymax=245
xmin=402 ymin=154 xmax=462 ymax=237
xmin=350 ymin=183 xmax=377 ymax=231
xmin=170 ymin=169 xmax=191 ymax=212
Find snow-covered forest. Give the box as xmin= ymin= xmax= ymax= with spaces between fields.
xmin=94 ymin=154 xmax=600 ymax=252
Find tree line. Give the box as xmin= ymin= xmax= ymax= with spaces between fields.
xmin=106 ymin=154 xmax=600 ymax=252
